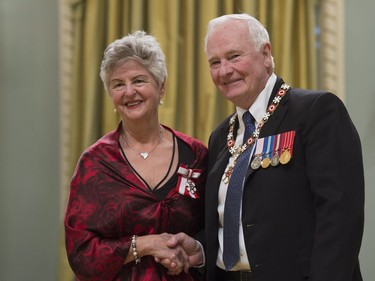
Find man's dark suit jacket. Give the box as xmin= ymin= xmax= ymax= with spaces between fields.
xmin=205 ymin=77 xmax=364 ymax=281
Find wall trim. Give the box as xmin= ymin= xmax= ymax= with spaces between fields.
xmin=59 ymin=0 xmax=73 ymax=217
xmin=319 ymin=0 xmax=345 ymax=101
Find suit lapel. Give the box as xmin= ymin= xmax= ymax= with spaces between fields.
xmin=260 ymin=102 xmax=289 ymax=137
xmin=259 ymin=77 xmax=290 ymax=138
xmin=207 ymin=116 xmax=236 ymax=200
xmin=209 ymin=142 xmax=231 ymax=194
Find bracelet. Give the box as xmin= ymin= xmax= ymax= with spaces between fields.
xmin=131 ymin=235 xmax=141 ymax=264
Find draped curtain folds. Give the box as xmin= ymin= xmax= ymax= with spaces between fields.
xmin=58 ymin=1 xmax=317 ymax=280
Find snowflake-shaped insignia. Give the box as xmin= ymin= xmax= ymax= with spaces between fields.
xmin=273 ymin=96 xmax=282 ymax=103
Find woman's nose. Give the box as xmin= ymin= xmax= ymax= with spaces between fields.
xmin=124 ymin=84 xmax=135 ymax=96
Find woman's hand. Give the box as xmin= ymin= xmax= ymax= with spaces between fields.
xmin=129 ymin=233 xmax=189 ymax=275
xmin=155 ymin=232 xmax=204 ymax=274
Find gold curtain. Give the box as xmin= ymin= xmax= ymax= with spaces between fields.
xmin=58 ymin=1 xmax=317 ymax=280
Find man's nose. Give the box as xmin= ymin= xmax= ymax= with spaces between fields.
xmin=218 ymin=60 xmax=233 ymax=76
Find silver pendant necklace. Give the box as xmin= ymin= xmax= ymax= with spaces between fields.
xmin=122 ymin=127 xmax=163 ymax=159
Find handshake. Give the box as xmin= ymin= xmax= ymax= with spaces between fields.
xmin=135 ymin=232 xmax=204 ymax=275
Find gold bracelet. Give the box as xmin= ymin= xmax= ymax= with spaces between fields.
xmin=131 ymin=235 xmax=141 ymax=264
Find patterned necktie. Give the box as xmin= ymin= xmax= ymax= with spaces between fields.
xmin=223 ymin=111 xmax=255 ymax=270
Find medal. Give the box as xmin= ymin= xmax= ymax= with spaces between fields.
xmin=279 ymin=130 xmax=295 ymax=165
xmin=251 ymin=156 xmax=262 ymax=169
xmin=222 ymin=164 xmax=234 ymax=184
xmin=271 ymin=152 xmax=280 ymax=166
xmin=177 ymin=165 xmax=202 ymax=199
xmin=251 ymin=138 xmax=263 ymax=170
xmin=271 ymin=133 xmax=281 ymax=166
xmin=261 ymin=157 xmax=271 ymax=168
xmin=279 ymin=150 xmax=291 ymax=164
xmin=260 ymin=134 xmax=273 ymax=169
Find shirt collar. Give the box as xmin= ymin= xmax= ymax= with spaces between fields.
xmin=236 ymin=73 xmax=277 ymax=126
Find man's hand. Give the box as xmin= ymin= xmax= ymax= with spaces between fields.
xmin=155 ymin=232 xmax=204 ymax=274
xmin=150 ymin=233 xmax=189 ymax=275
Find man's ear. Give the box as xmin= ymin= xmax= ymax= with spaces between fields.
xmin=261 ymin=43 xmax=273 ymax=70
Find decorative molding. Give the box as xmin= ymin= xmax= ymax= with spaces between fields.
xmin=319 ymin=0 xmax=345 ymax=101
xmin=59 ymin=0 xmax=74 ymax=217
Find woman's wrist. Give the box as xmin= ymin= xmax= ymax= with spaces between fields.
xmin=131 ymin=235 xmax=141 ymax=264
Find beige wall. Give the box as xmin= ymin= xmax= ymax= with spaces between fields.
xmin=0 ymin=0 xmax=373 ymax=280
xmin=0 ymin=0 xmax=60 ymax=280
xmin=345 ymin=1 xmax=375 ymax=280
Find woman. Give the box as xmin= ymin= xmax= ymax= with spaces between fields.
xmin=64 ymin=31 xmax=207 ymax=281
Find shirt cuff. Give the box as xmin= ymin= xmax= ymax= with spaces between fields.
xmin=193 ymin=240 xmax=206 ymax=268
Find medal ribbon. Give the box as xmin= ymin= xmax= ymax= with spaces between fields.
xmin=273 ymin=133 xmax=281 ymax=157
xmin=177 ymin=164 xmax=201 ymax=198
xmin=282 ymin=131 xmax=295 ymax=153
xmin=254 ymin=137 xmax=264 ymax=159
xmin=264 ymin=135 xmax=274 ymax=159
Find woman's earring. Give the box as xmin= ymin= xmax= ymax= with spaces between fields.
xmin=159 ymin=99 xmax=164 ymax=106
xmin=113 ymin=108 xmax=117 ymax=114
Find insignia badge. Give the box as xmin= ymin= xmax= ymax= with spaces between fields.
xmin=177 ymin=164 xmax=201 ymax=198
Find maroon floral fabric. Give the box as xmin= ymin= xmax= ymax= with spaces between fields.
xmin=64 ymin=124 xmax=207 ymax=281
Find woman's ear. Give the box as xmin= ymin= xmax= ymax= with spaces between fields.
xmin=160 ymin=80 xmax=166 ymax=97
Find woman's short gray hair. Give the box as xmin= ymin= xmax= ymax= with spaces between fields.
xmin=100 ymin=31 xmax=168 ymax=94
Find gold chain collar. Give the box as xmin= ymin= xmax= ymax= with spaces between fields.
xmin=222 ymin=83 xmax=290 ymax=183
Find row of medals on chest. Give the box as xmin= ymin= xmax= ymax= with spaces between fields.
xmin=222 ymin=84 xmax=291 ymax=184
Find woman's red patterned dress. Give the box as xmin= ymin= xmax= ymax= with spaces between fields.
xmin=64 ymin=124 xmax=207 ymax=281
